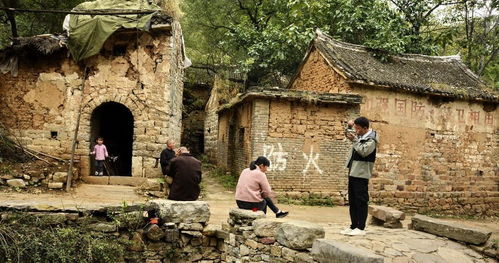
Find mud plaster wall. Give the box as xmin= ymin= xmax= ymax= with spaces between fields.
xmin=290 ymin=49 xmax=351 ymax=93
xmin=0 ymin=21 xmax=185 ymax=179
xmin=290 ymin=49 xmax=499 ymax=215
xmin=217 ymin=103 xmax=252 ymax=175
xmin=250 ymin=99 xmax=358 ymax=200
xmin=181 ymin=84 xmax=211 ymax=156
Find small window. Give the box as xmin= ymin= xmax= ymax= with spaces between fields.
xmin=50 ymin=131 xmax=58 ymax=139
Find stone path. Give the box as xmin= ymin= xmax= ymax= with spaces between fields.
xmin=324 ymin=223 xmax=495 ymax=263
xmin=201 ymin=173 xmax=498 ymax=263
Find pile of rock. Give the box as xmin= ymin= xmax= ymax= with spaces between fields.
xmin=0 ymin=171 xmax=70 ymax=189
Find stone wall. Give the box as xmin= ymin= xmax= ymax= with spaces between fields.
xmin=204 ymin=75 xmax=245 ymax=164
xmin=0 ymin=21 xmax=186 ymax=180
xmin=221 ymin=208 xmax=384 ymax=263
xmin=290 ymin=49 xmax=499 ymax=215
xmin=0 ymin=200 xmax=223 ymax=262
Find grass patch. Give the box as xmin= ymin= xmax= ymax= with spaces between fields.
xmin=209 ymin=166 xmax=238 ymax=191
xmin=0 ymin=213 xmax=126 ymax=263
xmin=278 ymin=196 xmax=335 ymax=207
xmin=417 ymin=211 xmax=484 ymax=221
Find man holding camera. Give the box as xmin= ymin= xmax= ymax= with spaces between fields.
xmin=341 ymin=117 xmax=379 ymax=236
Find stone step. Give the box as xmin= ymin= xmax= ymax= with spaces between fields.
xmin=411 ymin=214 xmax=492 ymax=245
xmin=311 ymin=239 xmax=384 ymax=263
xmin=81 ymin=176 xmax=147 ymax=186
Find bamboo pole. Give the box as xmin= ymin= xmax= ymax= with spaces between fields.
xmin=66 ymin=66 xmax=88 ymax=192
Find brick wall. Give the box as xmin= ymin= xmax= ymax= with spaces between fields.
xmin=289 ymin=49 xmax=499 ymax=215
xmin=251 ymin=100 xmax=359 ymax=202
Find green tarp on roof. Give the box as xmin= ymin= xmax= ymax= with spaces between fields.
xmin=68 ymin=0 xmax=161 ymax=61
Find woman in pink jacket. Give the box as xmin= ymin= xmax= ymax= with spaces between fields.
xmin=235 ymin=156 xmax=288 ymax=218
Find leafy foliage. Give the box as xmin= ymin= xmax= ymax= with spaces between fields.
xmin=0 ymin=214 xmax=125 ymax=263
xmin=182 ymin=0 xmax=414 ymax=85
xmin=182 ymin=0 xmax=497 ymax=89
xmin=0 ymin=0 xmax=86 ymax=46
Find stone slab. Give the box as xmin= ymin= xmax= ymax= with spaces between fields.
xmin=146 ymin=199 xmax=210 ymax=223
xmin=276 ymin=220 xmax=325 ymax=250
xmin=411 ymin=214 xmax=491 ymax=245
xmin=368 ymin=205 xmax=405 ymax=221
xmin=312 ymin=239 xmax=384 ymax=263
xmin=229 ymin=208 xmax=265 ymax=222
xmin=253 ymin=218 xmax=286 ymax=237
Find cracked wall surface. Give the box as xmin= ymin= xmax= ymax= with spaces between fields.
xmin=0 ymin=22 xmax=185 ymax=179
xmin=289 ymin=49 xmax=499 ymax=215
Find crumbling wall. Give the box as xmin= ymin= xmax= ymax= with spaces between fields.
xmin=290 ymin=49 xmax=351 ymax=93
xmin=250 ymin=99 xmax=359 ymax=202
xmin=0 ymin=200 xmax=223 ymax=262
xmin=204 ymin=74 xmax=245 ymax=163
xmin=289 ymin=49 xmax=499 ymax=215
xmin=0 ymin=22 xmax=185 ymax=180
xmin=216 ymin=103 xmax=252 ymax=175
xmin=353 ymin=86 xmax=499 ymax=216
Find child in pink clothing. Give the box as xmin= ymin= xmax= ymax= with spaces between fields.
xmin=90 ymin=137 xmax=108 ymax=176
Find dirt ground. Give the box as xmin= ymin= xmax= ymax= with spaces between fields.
xmin=0 ymin=171 xmax=497 ymax=240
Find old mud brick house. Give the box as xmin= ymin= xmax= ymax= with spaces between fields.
xmin=214 ymin=87 xmax=362 ymax=204
xmin=211 ymin=30 xmax=498 ymax=215
xmin=0 ymin=1 xmax=186 ymax=182
xmin=287 ymin=30 xmax=499 ymax=215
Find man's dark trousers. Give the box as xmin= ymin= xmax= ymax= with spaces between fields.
xmin=348 ymin=176 xmax=369 ymax=230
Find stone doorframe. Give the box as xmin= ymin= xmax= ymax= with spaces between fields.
xmin=78 ymin=94 xmax=145 ymax=178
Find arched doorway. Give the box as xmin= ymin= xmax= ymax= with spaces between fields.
xmin=90 ymin=102 xmax=134 ymax=176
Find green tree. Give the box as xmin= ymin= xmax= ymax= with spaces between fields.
xmin=0 ymin=0 xmax=86 ymax=46
xmin=182 ymin=0 xmax=415 ymax=85
xmin=388 ymin=0 xmax=461 ymax=54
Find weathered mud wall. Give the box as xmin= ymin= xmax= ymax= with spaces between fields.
xmin=290 ymin=49 xmax=499 ymax=215
xmin=217 ymin=103 xmax=253 ymax=175
xmin=0 ymin=22 xmax=185 ymax=179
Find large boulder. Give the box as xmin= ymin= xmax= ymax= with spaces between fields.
xmin=229 ymin=208 xmax=265 ymax=225
xmin=312 ymin=239 xmax=384 ymax=263
xmin=146 ymin=199 xmax=210 ymax=223
xmin=275 ymin=221 xmax=325 ymax=250
xmin=369 ymin=205 xmax=405 ymax=228
xmin=52 ymin=172 xmax=68 ymax=183
xmin=7 ymin=179 xmax=26 ymax=188
xmin=253 ymin=218 xmax=286 ymax=237
xmin=411 ymin=214 xmax=491 ymax=245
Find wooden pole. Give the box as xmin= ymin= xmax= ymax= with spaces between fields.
xmin=0 ymin=7 xmax=157 ymax=15
xmin=66 ymin=66 xmax=88 ymax=192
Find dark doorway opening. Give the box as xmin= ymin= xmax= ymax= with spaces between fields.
xmin=90 ymin=102 xmax=134 ymax=176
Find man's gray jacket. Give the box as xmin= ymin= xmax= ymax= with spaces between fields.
xmin=346 ymin=130 xmax=379 ymax=179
